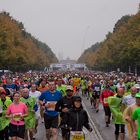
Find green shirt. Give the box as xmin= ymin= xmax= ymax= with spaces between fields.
xmin=108 ymin=96 xmax=125 ymax=124
xmin=20 ymin=97 xmax=36 ymax=129
xmin=0 ymin=98 xmax=12 ymax=130
xmin=132 ymin=107 xmax=140 ymax=138
xmin=89 ymin=92 xmax=93 ymax=98
xmin=56 ymin=85 xmax=66 ymax=97
xmin=110 ymin=85 xmax=117 ymax=93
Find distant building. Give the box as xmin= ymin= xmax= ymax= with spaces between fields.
xmin=49 ymin=58 xmax=87 ymax=71
xmin=59 ymin=59 xmax=76 ymax=65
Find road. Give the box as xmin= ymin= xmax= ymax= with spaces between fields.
xmin=34 ymin=96 xmax=128 ymax=140
xmin=82 ymin=96 xmax=128 ymax=140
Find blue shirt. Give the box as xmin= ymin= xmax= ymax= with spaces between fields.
xmin=39 ymin=90 xmax=62 ymax=116
xmin=6 ymin=84 xmax=16 ymax=90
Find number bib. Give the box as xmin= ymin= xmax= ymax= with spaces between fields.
xmin=47 ymin=101 xmax=57 ymax=111
xmin=104 ymin=98 xmax=108 ymax=103
xmin=71 ymin=131 xmax=84 ymax=140
xmin=13 ymin=113 xmax=22 ymax=121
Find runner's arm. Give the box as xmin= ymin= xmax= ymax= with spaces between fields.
xmin=39 ymin=91 xmax=45 ymax=106
xmin=55 ymin=99 xmax=62 ymax=112
xmin=83 ymin=111 xmax=92 ymax=131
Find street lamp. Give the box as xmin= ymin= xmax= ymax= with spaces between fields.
xmin=135 ymin=64 xmax=137 ymax=76
xmin=81 ymin=26 xmax=90 ymax=54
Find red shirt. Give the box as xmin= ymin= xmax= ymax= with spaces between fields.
xmin=100 ymin=89 xmax=114 ymax=106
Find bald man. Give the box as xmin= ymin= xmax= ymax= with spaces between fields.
xmin=108 ymin=87 xmax=125 ymax=140
xmin=21 ymin=88 xmax=37 ymax=140
xmin=123 ymin=86 xmax=138 ymax=107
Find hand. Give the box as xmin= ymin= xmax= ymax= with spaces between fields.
xmin=20 ymin=114 xmax=24 ymax=120
xmin=125 ymin=117 xmax=131 ymax=123
xmin=62 ymin=107 xmax=69 ymax=112
xmin=41 ymin=105 xmax=45 ymax=110
xmin=45 ymin=103 xmax=51 ymax=108
xmin=132 ymin=132 xmax=137 ymax=140
xmin=88 ymin=127 xmax=93 ymax=132
xmin=10 ymin=114 xmax=14 ymax=119
xmin=12 ymin=113 xmax=23 ymax=121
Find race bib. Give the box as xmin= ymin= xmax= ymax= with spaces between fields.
xmin=13 ymin=113 xmax=22 ymax=121
xmin=47 ymin=101 xmax=57 ymax=111
xmin=71 ymin=131 xmax=84 ymax=140
xmin=104 ymin=98 xmax=108 ymax=103
xmin=95 ymin=87 xmax=100 ymax=91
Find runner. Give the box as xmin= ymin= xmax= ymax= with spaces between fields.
xmin=55 ymin=85 xmax=74 ymax=140
xmin=62 ymin=96 xmax=92 ymax=139
xmin=108 ymin=88 xmax=125 ymax=140
xmin=132 ymin=93 xmax=140 ymax=140
xmin=123 ymin=92 xmax=139 ymax=140
xmin=29 ymin=83 xmax=41 ymax=139
xmin=122 ymin=86 xmax=137 ymax=107
xmin=0 ymin=88 xmax=12 ymax=140
xmin=72 ymin=74 xmax=81 ymax=94
xmin=6 ymin=92 xmax=28 ymax=140
xmin=20 ymin=88 xmax=37 ymax=140
xmin=56 ymin=78 xmax=67 ymax=97
xmin=100 ymin=84 xmax=114 ymax=127
xmin=37 ymin=78 xmax=49 ymax=123
xmin=39 ymin=80 xmax=62 ymax=140
xmin=81 ymin=77 xmax=87 ymax=97
xmin=37 ymin=79 xmax=49 ymax=92
xmin=92 ymin=80 xmax=101 ymax=112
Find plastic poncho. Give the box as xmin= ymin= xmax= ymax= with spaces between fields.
xmin=56 ymin=85 xmax=67 ymax=97
xmin=110 ymin=85 xmax=117 ymax=93
xmin=0 ymin=98 xmax=12 ymax=131
xmin=123 ymin=104 xmax=138 ymax=139
xmin=81 ymin=80 xmax=87 ymax=91
xmin=108 ymin=96 xmax=125 ymax=124
xmin=89 ymin=91 xmax=93 ymax=98
xmin=20 ymin=97 xmax=36 ymax=129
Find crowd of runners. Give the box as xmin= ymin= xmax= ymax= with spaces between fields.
xmin=0 ymin=70 xmax=140 ymax=140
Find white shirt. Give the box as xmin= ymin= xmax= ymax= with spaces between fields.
xmin=29 ymin=90 xmax=41 ymax=101
xmin=29 ymin=90 xmax=41 ymax=119
xmin=122 ymin=94 xmax=136 ymax=106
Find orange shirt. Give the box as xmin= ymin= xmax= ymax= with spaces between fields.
xmin=38 ymin=85 xmax=49 ymax=92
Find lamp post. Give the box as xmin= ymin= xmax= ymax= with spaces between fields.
xmin=135 ymin=64 xmax=137 ymax=76
xmin=129 ymin=65 xmax=131 ymax=73
xmin=81 ymin=26 xmax=90 ymax=54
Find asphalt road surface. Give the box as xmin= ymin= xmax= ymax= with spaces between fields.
xmin=34 ymin=96 xmax=128 ymax=140
xmin=82 ymin=96 xmax=128 ymax=140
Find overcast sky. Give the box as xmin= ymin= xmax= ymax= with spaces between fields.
xmin=0 ymin=0 xmax=140 ymax=60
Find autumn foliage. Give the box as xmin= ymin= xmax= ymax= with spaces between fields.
xmin=0 ymin=12 xmax=58 ymax=72
xmin=78 ymin=11 xmax=140 ymax=73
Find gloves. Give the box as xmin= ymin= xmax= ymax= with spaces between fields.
xmin=88 ymin=127 xmax=93 ymax=132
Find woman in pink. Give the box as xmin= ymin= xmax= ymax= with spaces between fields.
xmin=6 ymin=92 xmax=28 ymax=140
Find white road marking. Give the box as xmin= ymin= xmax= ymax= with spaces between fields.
xmin=82 ymin=101 xmax=104 ymax=140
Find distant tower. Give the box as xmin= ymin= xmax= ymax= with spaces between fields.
xmin=58 ymin=52 xmax=63 ymax=62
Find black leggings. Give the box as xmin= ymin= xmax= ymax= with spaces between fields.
xmin=115 ymin=124 xmax=125 ymax=135
xmin=0 ymin=126 xmax=9 ymax=140
xmin=103 ymin=106 xmax=111 ymax=117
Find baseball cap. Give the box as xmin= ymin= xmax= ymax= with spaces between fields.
xmin=134 ymin=84 xmax=140 ymax=89
xmin=66 ymin=85 xmax=73 ymax=91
